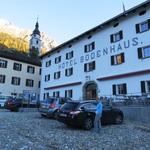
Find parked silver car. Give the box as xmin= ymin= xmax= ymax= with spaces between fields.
xmin=39 ymin=97 xmax=72 ymax=118
xmin=0 ymin=95 xmax=12 ymax=108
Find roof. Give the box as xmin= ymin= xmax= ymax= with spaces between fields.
xmin=40 ymin=0 xmax=150 ymax=59
xmin=0 ymin=49 xmax=41 ymax=66
xmin=32 ymin=22 xmax=40 ymax=36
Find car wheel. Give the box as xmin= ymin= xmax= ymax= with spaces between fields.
xmin=41 ymin=114 xmax=46 ymax=117
xmin=53 ymin=111 xmax=57 ymax=119
xmin=84 ymin=118 xmax=93 ymax=130
xmin=115 ymin=114 xmax=123 ymax=124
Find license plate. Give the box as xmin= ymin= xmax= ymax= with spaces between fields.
xmin=59 ymin=113 xmax=67 ymax=117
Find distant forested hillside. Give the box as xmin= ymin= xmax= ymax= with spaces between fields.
xmin=0 ymin=32 xmax=29 ymax=53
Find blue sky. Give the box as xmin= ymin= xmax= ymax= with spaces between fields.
xmin=0 ymin=0 xmax=147 ymax=44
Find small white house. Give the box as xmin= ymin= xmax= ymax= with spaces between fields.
xmin=40 ymin=1 xmax=150 ymax=100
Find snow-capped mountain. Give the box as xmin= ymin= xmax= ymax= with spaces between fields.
xmin=0 ymin=18 xmax=57 ymax=52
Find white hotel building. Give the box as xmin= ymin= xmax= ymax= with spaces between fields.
xmin=40 ymin=1 xmax=150 ymax=100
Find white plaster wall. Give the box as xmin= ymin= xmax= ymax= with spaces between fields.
xmin=0 ymin=57 xmax=40 ymax=97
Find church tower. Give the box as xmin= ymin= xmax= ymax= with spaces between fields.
xmin=29 ymin=21 xmax=41 ymax=56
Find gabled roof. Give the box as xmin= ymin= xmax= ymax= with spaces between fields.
xmin=0 ymin=49 xmax=41 ymax=66
xmin=40 ymin=0 xmax=150 ymax=59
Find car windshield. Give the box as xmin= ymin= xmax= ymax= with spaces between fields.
xmin=61 ymin=102 xmax=79 ymax=111
xmin=45 ymin=98 xmax=56 ymax=103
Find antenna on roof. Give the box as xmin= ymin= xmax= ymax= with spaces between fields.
xmin=121 ymin=0 xmax=126 ymax=12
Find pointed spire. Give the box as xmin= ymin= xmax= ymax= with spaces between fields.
xmin=35 ymin=16 xmax=39 ymax=29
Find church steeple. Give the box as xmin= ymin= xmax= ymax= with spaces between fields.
xmin=32 ymin=21 xmax=41 ymax=36
xmin=29 ymin=20 xmax=41 ymax=57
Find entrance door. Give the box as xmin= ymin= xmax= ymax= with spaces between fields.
xmin=85 ymin=83 xmax=97 ymax=100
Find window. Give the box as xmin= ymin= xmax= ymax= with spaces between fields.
xmin=66 ymin=51 xmax=74 ymax=60
xmin=65 ymin=90 xmax=73 ymax=98
xmin=136 ymin=19 xmax=150 ymax=33
xmin=112 ymin=83 xmax=127 ymax=95
xmin=44 ymin=93 xmax=49 ymax=100
xmin=54 ymin=71 xmax=61 ymax=79
xmin=55 ymin=56 xmax=61 ymax=64
xmin=84 ymin=42 xmax=95 ymax=53
xmin=110 ymin=30 xmax=123 ymax=43
xmin=138 ymin=45 xmax=150 ymax=59
xmin=111 ymin=53 xmax=125 ymax=65
xmin=45 ymin=74 xmax=50 ymax=82
xmin=53 ymin=91 xmax=60 ymax=97
xmin=80 ymin=103 xmax=96 ymax=110
xmin=11 ymin=77 xmax=20 ymax=86
xmin=0 ymin=75 xmax=5 ymax=83
xmin=13 ymin=63 xmax=22 ymax=71
xmin=84 ymin=61 xmax=95 ymax=72
xmin=0 ymin=59 xmax=7 ymax=68
xmin=65 ymin=67 xmax=73 ymax=77
xmin=46 ymin=60 xmax=51 ymax=67
xmin=26 ymin=79 xmax=34 ymax=87
xmin=27 ymin=66 xmax=35 ymax=74
xmin=141 ymin=80 xmax=150 ymax=94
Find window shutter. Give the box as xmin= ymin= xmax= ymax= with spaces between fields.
xmin=84 ymin=64 xmax=87 ymax=72
xmin=137 ymin=48 xmax=142 ymax=59
xmin=92 ymin=42 xmax=95 ymax=50
xmin=59 ymin=56 xmax=61 ymax=62
xmin=44 ymin=93 xmax=45 ymax=100
xmin=135 ymin=24 xmax=140 ymax=33
xmin=148 ymin=19 xmax=150 ymax=29
xmin=58 ymin=92 xmax=60 ymax=97
xmin=3 ymin=75 xmax=5 ymax=83
xmin=141 ymin=81 xmax=146 ymax=93
xmin=110 ymin=34 xmax=114 ymax=43
xmin=66 ymin=53 xmax=68 ymax=59
xmin=84 ymin=45 xmax=87 ymax=52
xmin=123 ymin=83 xmax=127 ymax=94
xmin=111 ymin=56 xmax=114 ymax=65
xmin=70 ymin=90 xmax=73 ymax=98
xmin=27 ymin=66 xmax=29 ymax=72
xmin=112 ymin=84 xmax=116 ymax=95
xmin=93 ymin=61 xmax=95 ymax=70
xmin=53 ymin=92 xmax=55 ymax=97
xmin=71 ymin=68 xmax=73 ymax=75
xmin=119 ymin=31 xmax=123 ymax=39
xmin=65 ymin=69 xmax=67 ymax=76
xmin=65 ymin=91 xmax=67 ymax=97
xmin=19 ymin=78 xmax=20 ymax=85
xmin=121 ymin=53 xmax=125 ymax=63
xmin=71 ymin=51 xmax=74 ymax=58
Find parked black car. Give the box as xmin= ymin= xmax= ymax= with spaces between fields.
xmin=4 ymin=97 xmax=23 ymax=111
xmin=57 ymin=100 xmax=124 ymax=130
xmin=39 ymin=97 xmax=72 ymax=118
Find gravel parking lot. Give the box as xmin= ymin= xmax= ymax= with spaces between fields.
xmin=0 ymin=109 xmax=150 ymax=150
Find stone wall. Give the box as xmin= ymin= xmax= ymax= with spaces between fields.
xmin=117 ymin=106 xmax=150 ymax=123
